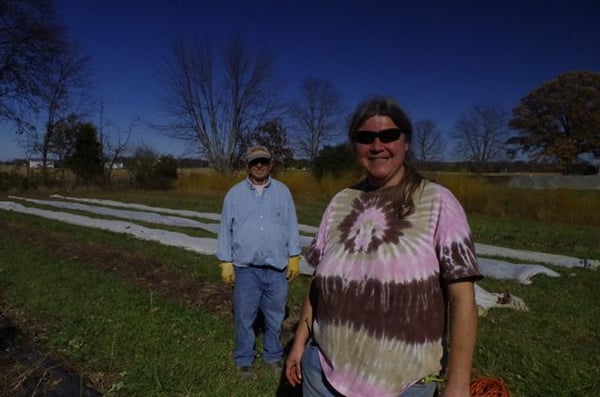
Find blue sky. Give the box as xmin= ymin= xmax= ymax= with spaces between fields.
xmin=1 ymin=0 xmax=599 ymax=161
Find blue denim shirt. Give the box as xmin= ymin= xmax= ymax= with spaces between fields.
xmin=216 ymin=177 xmax=302 ymax=269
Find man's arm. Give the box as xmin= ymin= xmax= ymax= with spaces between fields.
xmin=215 ymin=194 xmax=233 ymax=262
xmin=286 ymin=191 xmax=302 ymax=257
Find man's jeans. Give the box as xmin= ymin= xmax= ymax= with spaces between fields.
xmin=301 ymin=343 xmax=438 ymax=397
xmin=233 ymin=265 xmax=288 ymax=367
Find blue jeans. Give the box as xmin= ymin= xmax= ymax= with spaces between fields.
xmin=301 ymin=343 xmax=438 ymax=397
xmin=233 ymin=265 xmax=288 ymax=366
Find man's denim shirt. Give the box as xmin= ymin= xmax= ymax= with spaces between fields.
xmin=216 ymin=177 xmax=301 ymax=270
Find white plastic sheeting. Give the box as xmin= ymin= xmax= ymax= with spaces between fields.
xmin=1 ymin=200 xmax=217 ymax=255
xmin=476 ymin=243 xmax=598 ymax=270
xmin=477 ymin=257 xmax=560 ymax=285
xmin=474 ymin=284 xmax=528 ymax=314
xmin=50 ymin=194 xmax=320 ymax=235
xmin=2 ymin=195 xmax=595 ymax=314
xmin=12 ymin=196 xmax=221 ymax=233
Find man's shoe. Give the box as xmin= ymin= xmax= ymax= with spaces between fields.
xmin=266 ymin=360 xmax=284 ymax=373
xmin=237 ymin=365 xmax=253 ymax=379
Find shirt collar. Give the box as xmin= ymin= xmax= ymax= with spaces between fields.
xmin=246 ymin=176 xmax=271 ymax=190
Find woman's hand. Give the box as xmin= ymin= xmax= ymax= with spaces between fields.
xmin=285 ymin=342 xmax=305 ymax=386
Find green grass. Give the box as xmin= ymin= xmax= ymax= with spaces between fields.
xmin=470 ymin=215 xmax=600 ymax=259
xmin=0 ymin=234 xmax=281 ymax=396
xmin=476 ymin=271 xmax=600 ymax=396
xmin=1 ymin=182 xmax=600 ymax=396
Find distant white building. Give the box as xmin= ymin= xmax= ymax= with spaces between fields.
xmin=105 ymin=162 xmax=124 ymax=169
xmin=28 ymin=159 xmax=55 ymax=169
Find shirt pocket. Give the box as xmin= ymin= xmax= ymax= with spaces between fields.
xmin=270 ymin=205 xmax=289 ymax=226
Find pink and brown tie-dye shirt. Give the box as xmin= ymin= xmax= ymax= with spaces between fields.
xmin=306 ymin=180 xmax=481 ymax=397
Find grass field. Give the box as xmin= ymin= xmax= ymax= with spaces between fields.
xmin=1 ymin=175 xmax=599 ymax=396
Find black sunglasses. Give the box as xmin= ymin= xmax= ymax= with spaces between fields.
xmin=248 ymin=158 xmax=271 ymax=167
xmin=354 ymin=128 xmax=404 ymax=144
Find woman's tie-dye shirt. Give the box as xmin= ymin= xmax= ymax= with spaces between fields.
xmin=306 ymin=180 xmax=482 ymax=397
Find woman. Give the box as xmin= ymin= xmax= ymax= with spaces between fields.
xmin=285 ymin=97 xmax=482 ymax=397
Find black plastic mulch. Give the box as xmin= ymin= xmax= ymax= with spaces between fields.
xmin=0 ymin=314 xmax=102 ymax=397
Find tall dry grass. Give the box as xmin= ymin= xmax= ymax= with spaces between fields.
xmin=174 ymin=167 xmax=241 ymax=197
xmin=428 ymin=172 xmax=600 ymax=227
xmin=3 ymin=164 xmax=598 ymax=227
xmin=174 ymin=168 xmax=362 ymax=202
xmin=173 ymin=169 xmax=600 ymax=227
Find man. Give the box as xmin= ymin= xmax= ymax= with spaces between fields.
xmin=216 ymin=145 xmax=302 ymax=379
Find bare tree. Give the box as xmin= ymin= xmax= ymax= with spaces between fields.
xmin=0 ymin=0 xmax=65 ymax=132
xmin=96 ymin=101 xmax=135 ymax=181
xmin=158 ymin=35 xmax=283 ymax=174
xmin=244 ymin=118 xmax=292 ymax=169
xmin=412 ymin=119 xmax=446 ymax=163
xmin=452 ymin=103 xmax=508 ymax=170
xmin=288 ymin=77 xmax=344 ymax=164
xmin=103 ymin=118 xmax=135 ymax=183
xmin=34 ymin=39 xmax=91 ymax=170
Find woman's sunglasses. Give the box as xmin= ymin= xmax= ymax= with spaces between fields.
xmin=353 ymin=128 xmax=404 ymax=144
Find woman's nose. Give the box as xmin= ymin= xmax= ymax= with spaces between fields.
xmin=369 ymin=137 xmax=385 ymax=150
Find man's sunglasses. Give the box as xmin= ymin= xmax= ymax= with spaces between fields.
xmin=353 ymin=128 xmax=404 ymax=145
xmin=248 ymin=158 xmax=271 ymax=167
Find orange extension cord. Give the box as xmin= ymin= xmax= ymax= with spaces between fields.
xmin=469 ymin=377 xmax=512 ymax=397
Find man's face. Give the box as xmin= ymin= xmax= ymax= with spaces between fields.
xmin=247 ymin=157 xmax=272 ymax=185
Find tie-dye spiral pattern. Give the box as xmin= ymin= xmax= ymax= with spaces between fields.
xmin=306 ymin=180 xmax=481 ymax=397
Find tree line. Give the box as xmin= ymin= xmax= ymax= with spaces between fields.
xmin=1 ymin=0 xmax=599 ymax=184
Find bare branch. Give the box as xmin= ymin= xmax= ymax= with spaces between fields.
xmin=288 ymin=76 xmax=344 ymax=164
xmin=412 ymin=119 xmax=446 ymax=163
xmin=452 ymin=103 xmax=509 ymax=171
xmin=156 ymin=34 xmax=283 ymax=174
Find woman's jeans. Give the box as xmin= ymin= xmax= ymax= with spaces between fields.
xmin=301 ymin=342 xmax=438 ymax=397
xmin=232 ymin=265 xmax=288 ymax=367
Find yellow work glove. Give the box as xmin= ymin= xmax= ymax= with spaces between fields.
xmin=219 ymin=262 xmax=235 ymax=286
xmin=287 ymin=256 xmax=300 ymax=281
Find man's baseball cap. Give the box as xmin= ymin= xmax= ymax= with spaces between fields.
xmin=246 ymin=145 xmax=271 ymax=163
